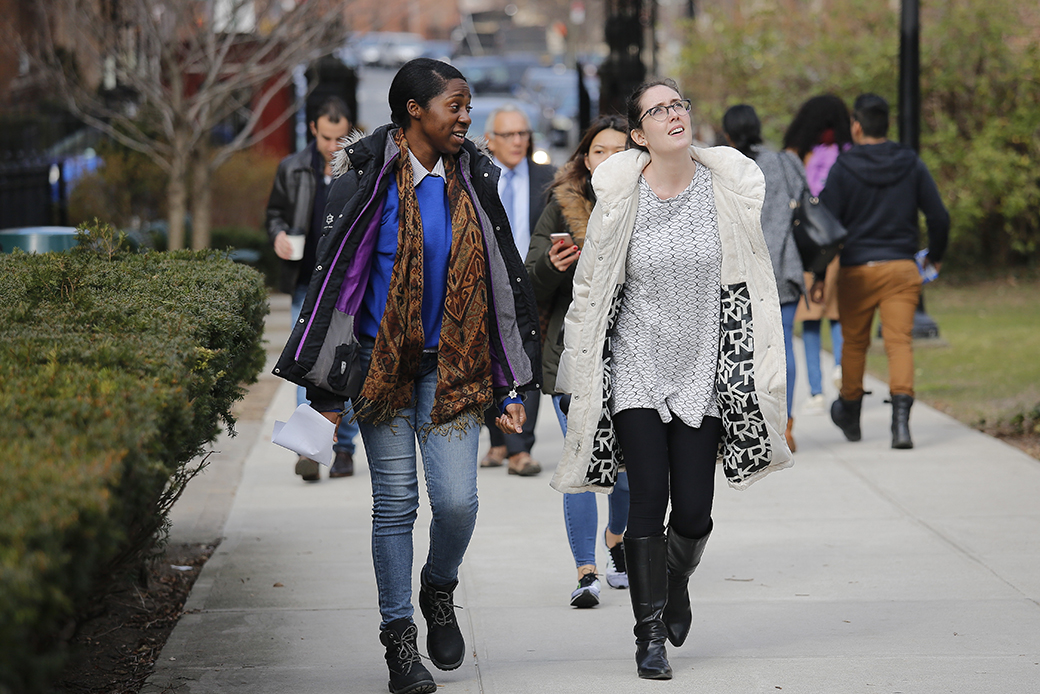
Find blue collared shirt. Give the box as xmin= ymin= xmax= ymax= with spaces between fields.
xmin=494 ymin=156 xmax=531 ymax=257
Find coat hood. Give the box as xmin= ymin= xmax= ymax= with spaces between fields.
xmin=591 ymin=145 xmax=765 ymax=206
xmin=833 ymin=140 xmax=919 ymax=188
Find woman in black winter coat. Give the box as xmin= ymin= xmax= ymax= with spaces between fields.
xmin=273 ymin=58 xmax=541 ymax=694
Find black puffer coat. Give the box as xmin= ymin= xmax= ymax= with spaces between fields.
xmin=273 ymin=124 xmax=542 ymax=411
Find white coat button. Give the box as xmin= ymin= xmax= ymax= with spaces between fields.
xmin=299 ymin=319 xmax=305 ymax=324
xmin=316 ymin=265 xmax=322 ymax=271
xmin=531 ymin=330 xmax=536 ymax=335
xmin=348 ymin=148 xmax=353 ymax=153
xmin=274 ymin=368 xmax=280 ymax=373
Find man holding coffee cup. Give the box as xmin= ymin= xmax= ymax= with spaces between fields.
xmin=266 ymin=95 xmax=358 ymax=481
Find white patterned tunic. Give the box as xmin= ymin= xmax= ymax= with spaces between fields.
xmin=610 ymin=163 xmax=722 ymax=427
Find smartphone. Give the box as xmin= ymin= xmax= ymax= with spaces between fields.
xmin=550 ymin=232 xmax=575 ymax=247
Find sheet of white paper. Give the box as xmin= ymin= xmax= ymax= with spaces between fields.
xmin=271 ymin=404 xmax=336 ymax=466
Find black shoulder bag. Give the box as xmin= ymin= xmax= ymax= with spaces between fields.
xmin=777 ymin=152 xmax=847 ymax=275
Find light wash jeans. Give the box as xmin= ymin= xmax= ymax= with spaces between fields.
xmin=291 ymin=284 xmax=358 ymax=453
xmin=357 ymin=339 xmax=481 ymax=627
xmin=553 ymin=394 xmax=629 ymax=568
xmin=781 ymin=302 xmax=798 ymax=418
xmin=802 ymin=319 xmax=843 ymax=396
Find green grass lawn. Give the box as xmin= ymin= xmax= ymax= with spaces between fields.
xmin=827 ymin=275 xmax=1040 ymax=435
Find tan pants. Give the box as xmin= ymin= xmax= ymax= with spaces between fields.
xmin=837 ymin=260 xmax=922 ymax=400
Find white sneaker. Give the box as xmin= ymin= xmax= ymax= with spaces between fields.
xmin=832 ymin=365 xmax=843 ymax=391
xmin=604 ymin=532 xmax=628 ymax=589
xmin=803 ymin=393 xmax=826 ymax=415
xmin=570 ymin=573 xmax=601 ymax=607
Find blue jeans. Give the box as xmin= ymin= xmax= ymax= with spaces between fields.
xmin=553 ymin=394 xmax=629 ymax=568
xmin=291 ymin=284 xmax=358 ymax=453
xmin=357 ymin=340 xmax=481 ymax=627
xmin=781 ymin=302 xmax=797 ymax=418
xmin=802 ymin=319 xmax=843 ymax=396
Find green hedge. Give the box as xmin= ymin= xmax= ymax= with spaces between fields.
xmin=0 ymin=224 xmax=268 ymax=693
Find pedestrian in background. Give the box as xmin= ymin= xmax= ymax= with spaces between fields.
xmin=821 ymin=93 xmax=949 ymax=449
xmin=553 ymin=79 xmax=791 ymax=680
xmin=784 ymin=95 xmax=853 ymax=415
xmin=479 ymin=104 xmax=556 ymax=477
xmin=266 ymin=96 xmax=360 ymax=480
xmin=722 ymin=103 xmax=804 ymax=452
xmin=525 ymin=115 xmax=631 ymax=608
xmin=273 ymin=59 xmax=541 ymax=694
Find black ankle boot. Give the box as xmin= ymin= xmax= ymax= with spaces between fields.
xmin=890 ymin=394 xmax=914 ymax=449
xmin=831 ymin=397 xmax=863 ymax=441
xmin=663 ymin=524 xmax=711 ymax=647
xmin=418 ymin=571 xmax=465 ymax=670
xmin=624 ymin=535 xmax=673 ymax=680
xmin=380 ymin=618 xmax=436 ymax=694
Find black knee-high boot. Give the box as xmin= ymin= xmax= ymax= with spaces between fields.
xmin=624 ymin=535 xmax=672 ymax=680
xmin=662 ymin=523 xmax=711 ymax=647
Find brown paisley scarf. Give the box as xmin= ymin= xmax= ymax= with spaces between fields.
xmin=355 ymin=129 xmax=492 ymax=425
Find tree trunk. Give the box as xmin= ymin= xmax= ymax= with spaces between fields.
xmin=190 ymin=151 xmax=213 ymax=251
xmin=167 ymin=155 xmax=188 ymax=251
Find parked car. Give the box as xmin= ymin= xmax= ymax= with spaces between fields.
xmin=452 ymin=53 xmax=542 ymax=97
xmin=347 ymin=32 xmax=426 ymax=68
xmin=519 ymin=64 xmax=600 ymax=149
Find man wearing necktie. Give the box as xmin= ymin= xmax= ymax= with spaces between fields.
xmin=482 ymin=104 xmax=556 ymax=477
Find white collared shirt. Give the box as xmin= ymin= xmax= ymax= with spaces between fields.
xmin=408 ymin=149 xmax=446 ymax=185
xmin=493 ymin=156 xmax=531 ymax=257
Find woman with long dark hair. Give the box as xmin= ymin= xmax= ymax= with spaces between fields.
xmin=785 ymin=95 xmax=852 ymax=415
xmin=553 ymin=80 xmax=791 ymax=680
xmin=526 ymin=115 xmax=631 ymax=607
xmin=273 ymin=58 xmax=541 ymax=694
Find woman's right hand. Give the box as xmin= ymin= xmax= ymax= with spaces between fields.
xmin=549 ymin=240 xmax=580 ymax=272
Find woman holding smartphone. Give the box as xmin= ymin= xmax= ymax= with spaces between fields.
xmin=552 ymin=80 xmax=791 ymax=680
xmin=525 ymin=115 xmax=631 ymax=609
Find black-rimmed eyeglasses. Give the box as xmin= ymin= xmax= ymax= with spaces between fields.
xmin=639 ymin=99 xmax=693 ymax=123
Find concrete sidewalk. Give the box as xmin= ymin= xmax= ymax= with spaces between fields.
xmin=144 ymin=295 xmax=1040 ymax=693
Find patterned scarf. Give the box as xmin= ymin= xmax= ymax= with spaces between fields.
xmin=355 ymin=129 xmax=492 ymax=425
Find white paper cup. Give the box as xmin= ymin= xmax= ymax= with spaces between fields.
xmin=287 ymin=234 xmax=306 ymax=261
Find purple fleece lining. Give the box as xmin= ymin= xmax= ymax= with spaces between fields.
xmin=295 ymin=157 xmax=396 ymax=361
xmin=335 ymin=198 xmax=384 ymax=316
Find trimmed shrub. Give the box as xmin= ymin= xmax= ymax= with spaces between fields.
xmin=0 ymin=223 xmax=268 ymax=693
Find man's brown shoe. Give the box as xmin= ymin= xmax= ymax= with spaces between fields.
xmin=480 ymin=445 xmax=507 ymax=468
xmin=295 ymin=456 xmax=320 ymax=482
xmin=330 ymin=450 xmax=354 ymax=478
xmin=507 ymin=452 xmax=541 ymax=477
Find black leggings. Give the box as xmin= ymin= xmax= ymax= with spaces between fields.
xmin=613 ymin=408 xmax=723 ymax=540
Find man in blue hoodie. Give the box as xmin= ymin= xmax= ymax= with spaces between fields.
xmin=819 ymin=93 xmax=949 ymax=450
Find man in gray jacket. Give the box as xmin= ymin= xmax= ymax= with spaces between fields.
xmin=266 ymin=96 xmax=357 ymax=480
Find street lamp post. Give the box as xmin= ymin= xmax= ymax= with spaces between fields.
xmin=898 ymin=0 xmax=940 ymax=339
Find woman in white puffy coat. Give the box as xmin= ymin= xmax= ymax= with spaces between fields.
xmin=552 ymin=80 xmax=792 ymax=680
